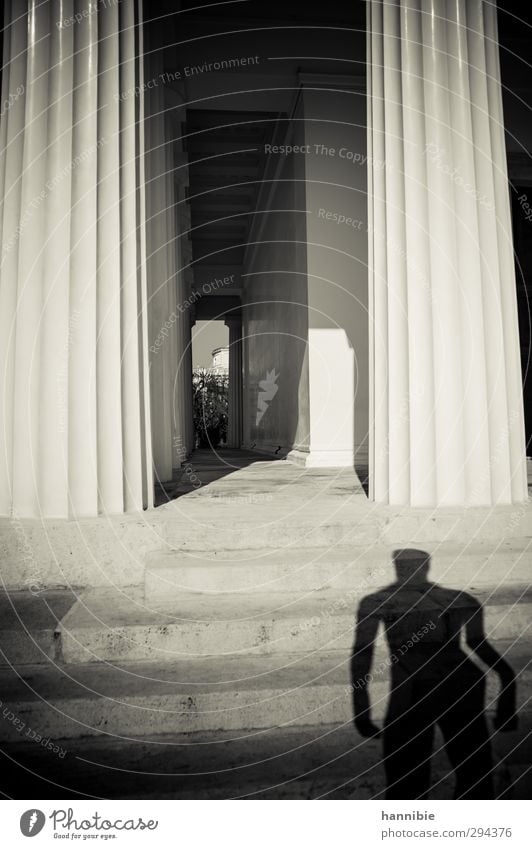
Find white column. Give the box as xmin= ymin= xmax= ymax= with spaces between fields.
xmin=182 ymin=241 xmax=195 ymax=458
xmin=368 ymin=0 xmax=527 ymax=506
xmin=143 ymin=34 xmax=193 ymax=481
xmin=144 ymin=35 xmax=174 ymax=484
xmin=225 ymin=316 xmax=243 ymax=449
xmin=172 ymin=133 xmax=191 ymax=468
xmin=0 ymin=0 xmax=152 ymax=518
xmin=184 ymin=317 xmax=195 ymax=455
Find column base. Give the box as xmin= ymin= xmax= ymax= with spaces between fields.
xmin=287 ymin=448 xmax=355 ymax=468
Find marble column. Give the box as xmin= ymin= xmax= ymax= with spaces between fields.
xmin=184 ymin=316 xmax=195 ymax=455
xmin=175 ymin=220 xmax=195 ymax=459
xmin=143 ymin=27 xmax=177 ymax=485
xmin=226 ymin=316 xmax=243 ymax=449
xmin=172 ymin=132 xmax=192 ymax=467
xmin=0 ymin=0 xmax=152 ymax=518
xmin=368 ymin=0 xmax=527 ymax=506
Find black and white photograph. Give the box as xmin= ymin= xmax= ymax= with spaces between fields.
xmin=0 ymin=0 xmax=531 ymax=843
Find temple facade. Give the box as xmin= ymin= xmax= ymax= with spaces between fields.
xmin=0 ymin=0 xmax=529 ymax=530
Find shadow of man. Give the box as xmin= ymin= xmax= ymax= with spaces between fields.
xmin=351 ymin=549 xmax=518 ymax=799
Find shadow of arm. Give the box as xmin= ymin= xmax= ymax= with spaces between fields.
xmin=465 ymin=602 xmax=518 ymax=732
xmin=351 ymin=596 xmax=381 ymax=737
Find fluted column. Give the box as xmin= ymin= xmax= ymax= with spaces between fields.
xmin=0 ymin=0 xmax=152 ymax=518
xmin=225 ymin=316 xmax=243 ymax=449
xmin=184 ymin=316 xmax=195 ymax=455
xmin=172 ymin=114 xmax=191 ymax=468
xmin=181 ymin=212 xmax=195 ymax=457
xmin=368 ymin=0 xmax=527 ymax=506
xmin=143 ymin=29 xmax=176 ymax=484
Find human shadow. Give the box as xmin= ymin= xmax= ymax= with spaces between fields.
xmin=351 ymin=549 xmax=518 ymax=799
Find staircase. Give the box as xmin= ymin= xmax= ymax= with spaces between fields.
xmin=1 ymin=452 xmax=531 ymax=798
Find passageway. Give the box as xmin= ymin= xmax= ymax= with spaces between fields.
xmin=155 ymin=447 xmax=368 ymax=508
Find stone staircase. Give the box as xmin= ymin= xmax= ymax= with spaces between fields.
xmin=1 ymin=568 xmax=530 ymax=741
xmin=1 ymin=453 xmax=531 ymax=797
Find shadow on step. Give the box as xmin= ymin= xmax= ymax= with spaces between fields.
xmin=351 ymin=548 xmax=521 ymax=800
xmin=1 ymin=722 xmax=529 ymax=800
xmin=154 ymin=448 xmax=281 ymax=506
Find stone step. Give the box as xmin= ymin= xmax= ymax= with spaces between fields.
xmin=157 ymin=494 xmax=532 ymax=549
xmin=56 ymin=586 xmax=532 ymax=663
xmin=145 ymin=540 xmax=532 ymax=599
xmin=0 ymin=589 xmax=78 ymax=667
xmin=0 ymin=722 xmax=431 ymax=799
xmin=3 ymin=720 xmax=531 ymax=799
xmin=0 ymin=644 xmax=529 ymax=742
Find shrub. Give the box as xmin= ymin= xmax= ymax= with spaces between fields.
xmin=192 ymin=369 xmax=228 ymax=448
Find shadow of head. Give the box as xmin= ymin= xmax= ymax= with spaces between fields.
xmin=393 ymin=548 xmax=431 ymax=585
